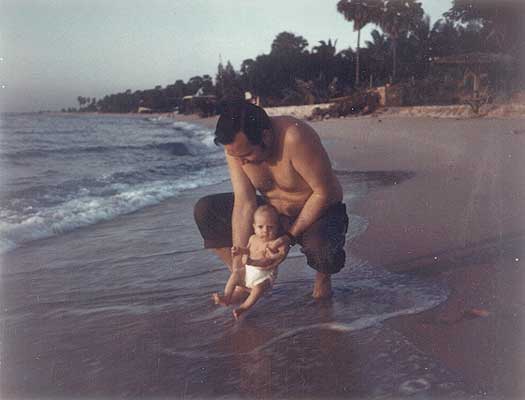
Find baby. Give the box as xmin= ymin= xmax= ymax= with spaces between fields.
xmin=212 ymin=205 xmax=287 ymax=319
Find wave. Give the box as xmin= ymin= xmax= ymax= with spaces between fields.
xmin=0 ymin=114 xmax=226 ymax=253
xmin=152 ymin=142 xmax=192 ymax=155
xmin=1 ymin=118 xmax=218 ymax=159
xmin=0 ymin=140 xmax=216 ymax=159
xmin=8 ymin=128 xmax=96 ymax=136
xmin=0 ymin=169 xmax=229 ymax=254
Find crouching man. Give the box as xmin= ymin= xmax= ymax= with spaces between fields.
xmin=194 ymin=101 xmax=348 ymax=299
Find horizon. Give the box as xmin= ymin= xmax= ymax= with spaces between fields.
xmin=0 ymin=0 xmax=451 ymax=113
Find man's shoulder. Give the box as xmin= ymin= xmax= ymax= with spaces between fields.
xmin=273 ymin=116 xmax=319 ymax=149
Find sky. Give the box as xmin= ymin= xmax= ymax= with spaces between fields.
xmin=0 ymin=0 xmax=452 ymax=112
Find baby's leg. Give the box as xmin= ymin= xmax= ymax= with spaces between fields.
xmin=230 ymin=286 xmax=250 ymax=304
xmin=233 ymin=280 xmax=271 ymax=320
xmin=212 ymin=269 xmax=244 ymax=306
xmin=212 ymin=292 xmax=228 ymax=306
xmin=211 ymin=269 xmax=250 ymax=306
xmin=213 ymin=286 xmax=250 ymax=306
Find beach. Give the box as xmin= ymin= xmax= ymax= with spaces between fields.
xmin=1 ymin=112 xmax=524 ymax=398
xmin=183 ymin=112 xmax=525 ymax=397
xmin=320 ymin=116 xmax=525 ymax=398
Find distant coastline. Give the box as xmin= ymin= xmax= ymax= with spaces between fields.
xmin=46 ymin=98 xmax=525 ymax=124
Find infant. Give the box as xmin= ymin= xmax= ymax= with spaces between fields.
xmin=212 ymin=205 xmax=287 ymax=319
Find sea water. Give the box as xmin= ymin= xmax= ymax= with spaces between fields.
xmin=0 ymin=113 xmax=470 ymax=398
xmin=0 ymin=113 xmax=227 ymax=253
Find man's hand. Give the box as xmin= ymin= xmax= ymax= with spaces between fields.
xmin=231 ymin=246 xmax=249 ymax=271
xmin=231 ymin=246 xmax=249 ymax=257
xmin=247 ymin=250 xmax=284 ymax=269
xmin=263 ymin=234 xmax=292 ymax=267
xmin=266 ymin=234 xmax=292 ymax=254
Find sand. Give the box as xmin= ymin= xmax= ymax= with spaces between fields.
xmin=171 ymin=100 xmax=525 ymax=126
xmin=3 ymin=111 xmax=524 ymax=398
xmin=177 ymin=112 xmax=525 ymax=398
xmin=315 ymin=116 xmax=525 ymax=398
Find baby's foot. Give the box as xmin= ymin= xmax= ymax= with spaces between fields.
xmin=233 ymin=307 xmax=247 ymax=320
xmin=212 ymin=293 xmax=228 ymax=306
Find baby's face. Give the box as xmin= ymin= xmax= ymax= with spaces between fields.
xmin=253 ymin=212 xmax=278 ymax=241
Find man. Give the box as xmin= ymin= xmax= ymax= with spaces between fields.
xmin=194 ymin=101 xmax=348 ymax=299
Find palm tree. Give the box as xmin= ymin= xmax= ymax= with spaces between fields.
xmin=444 ymin=0 xmax=525 ymax=55
xmin=429 ymin=18 xmax=460 ymax=58
xmin=77 ymin=96 xmax=86 ymax=109
xmin=270 ymin=31 xmax=309 ymax=56
xmin=364 ymin=29 xmax=391 ymax=84
xmin=337 ymin=0 xmax=383 ymax=86
xmin=379 ymin=0 xmax=424 ymax=82
xmin=312 ymin=39 xmax=338 ymax=81
xmin=406 ymin=15 xmax=432 ymax=78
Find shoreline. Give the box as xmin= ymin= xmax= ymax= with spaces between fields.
xmin=40 ymin=100 xmax=525 ymax=125
xmin=314 ymin=116 xmax=525 ymax=398
xmin=170 ymin=102 xmax=525 ymax=123
xmin=178 ymin=113 xmax=525 ymax=397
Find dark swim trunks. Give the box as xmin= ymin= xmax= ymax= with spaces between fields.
xmin=193 ymin=193 xmax=349 ymax=274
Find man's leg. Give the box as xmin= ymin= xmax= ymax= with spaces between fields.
xmin=194 ymin=193 xmax=235 ymax=267
xmin=213 ymin=248 xmax=233 ymax=271
xmin=313 ymin=272 xmax=332 ymax=299
xmin=194 ymin=192 xmax=264 ymax=270
xmin=299 ymin=203 xmax=349 ymax=299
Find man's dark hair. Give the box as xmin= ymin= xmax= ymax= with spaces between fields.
xmin=214 ymin=101 xmax=271 ymax=146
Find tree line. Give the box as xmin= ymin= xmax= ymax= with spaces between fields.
xmin=67 ymin=0 xmax=525 ymax=113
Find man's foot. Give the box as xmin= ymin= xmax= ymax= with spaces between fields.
xmin=233 ymin=307 xmax=247 ymax=320
xmin=313 ymin=272 xmax=332 ymax=299
xmin=212 ymin=293 xmax=228 ymax=306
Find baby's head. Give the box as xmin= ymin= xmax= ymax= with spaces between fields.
xmin=253 ymin=205 xmax=279 ymax=241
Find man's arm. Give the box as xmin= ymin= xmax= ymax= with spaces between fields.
xmin=269 ymin=122 xmax=342 ymax=249
xmin=226 ymin=152 xmax=257 ymax=271
xmin=287 ymin=123 xmax=342 ymax=236
xmin=248 ymin=244 xmax=287 ymax=268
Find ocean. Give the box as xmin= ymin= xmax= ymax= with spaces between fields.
xmin=0 ymin=113 xmax=228 ymax=254
xmin=0 ymin=113 xmax=469 ymax=398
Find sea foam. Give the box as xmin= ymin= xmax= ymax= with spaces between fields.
xmin=0 ymin=114 xmax=227 ymax=254
xmin=0 ymin=167 xmax=228 ymax=254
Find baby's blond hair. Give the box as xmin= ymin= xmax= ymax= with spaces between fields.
xmin=253 ymin=204 xmax=279 ymax=221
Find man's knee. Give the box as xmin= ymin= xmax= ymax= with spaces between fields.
xmin=194 ymin=193 xmax=234 ymax=249
xmin=193 ymin=195 xmax=214 ymax=225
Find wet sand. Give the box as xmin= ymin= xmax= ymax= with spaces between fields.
xmin=2 ymin=114 xmax=524 ymax=399
xmin=315 ymin=116 xmax=525 ymax=398
xmin=179 ymin=113 xmax=525 ymax=397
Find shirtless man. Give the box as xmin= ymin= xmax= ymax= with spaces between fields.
xmin=194 ymin=101 xmax=348 ymax=299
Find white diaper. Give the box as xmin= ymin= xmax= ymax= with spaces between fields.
xmin=244 ymin=264 xmax=277 ymax=289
